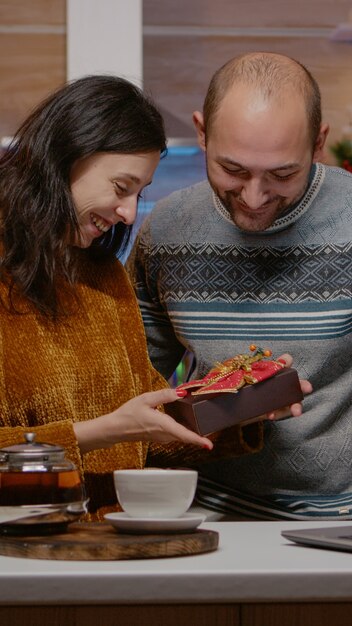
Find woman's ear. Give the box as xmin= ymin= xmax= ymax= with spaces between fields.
xmin=313 ymin=122 xmax=329 ymax=162
xmin=192 ymin=111 xmax=206 ymax=152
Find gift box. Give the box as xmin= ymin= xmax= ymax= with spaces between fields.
xmin=167 ymin=349 xmax=303 ymax=435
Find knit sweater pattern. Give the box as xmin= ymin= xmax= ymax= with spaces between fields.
xmin=129 ymin=163 xmax=352 ymax=519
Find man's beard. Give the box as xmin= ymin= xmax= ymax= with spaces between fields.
xmin=209 ymin=180 xmax=307 ymax=232
xmin=219 ymin=190 xmax=289 ymax=232
xmin=208 ymin=173 xmax=311 ymax=232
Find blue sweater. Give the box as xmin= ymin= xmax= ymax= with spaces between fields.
xmin=128 ymin=163 xmax=352 ymax=519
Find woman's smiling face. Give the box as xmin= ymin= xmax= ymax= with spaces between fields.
xmin=70 ymin=151 xmax=160 ymax=248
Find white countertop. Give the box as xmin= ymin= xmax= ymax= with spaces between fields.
xmin=1 ymin=521 xmax=352 ymax=605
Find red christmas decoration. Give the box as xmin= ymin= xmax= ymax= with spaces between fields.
xmin=176 ymin=345 xmax=284 ymax=396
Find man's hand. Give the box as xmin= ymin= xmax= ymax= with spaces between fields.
xmin=266 ymin=352 xmax=313 ymax=421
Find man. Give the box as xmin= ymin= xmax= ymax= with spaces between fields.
xmin=128 ymin=52 xmax=352 ymax=520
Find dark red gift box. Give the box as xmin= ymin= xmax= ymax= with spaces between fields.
xmin=167 ymin=367 xmax=303 ymax=435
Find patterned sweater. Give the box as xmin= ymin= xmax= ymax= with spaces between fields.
xmin=128 ymin=163 xmax=352 ymax=520
xmin=0 ymin=253 xmax=259 ymax=520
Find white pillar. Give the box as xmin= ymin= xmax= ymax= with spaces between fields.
xmin=66 ymin=0 xmax=143 ymax=87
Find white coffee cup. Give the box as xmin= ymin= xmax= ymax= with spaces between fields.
xmin=113 ymin=469 xmax=198 ymax=519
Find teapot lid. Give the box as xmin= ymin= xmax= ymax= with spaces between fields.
xmin=0 ymin=432 xmax=65 ymax=463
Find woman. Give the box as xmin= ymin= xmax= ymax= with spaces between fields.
xmin=0 ymin=76 xmax=262 ymax=519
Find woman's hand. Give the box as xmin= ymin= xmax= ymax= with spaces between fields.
xmin=266 ymin=352 xmax=313 ymax=421
xmin=73 ymin=388 xmax=213 ymax=454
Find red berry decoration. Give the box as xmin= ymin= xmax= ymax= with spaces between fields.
xmin=176 ymin=345 xmax=283 ymax=396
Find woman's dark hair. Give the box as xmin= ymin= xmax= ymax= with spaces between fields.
xmin=0 ymin=75 xmax=166 ymax=316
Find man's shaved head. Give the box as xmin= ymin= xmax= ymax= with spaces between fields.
xmin=203 ymin=52 xmax=322 ymax=148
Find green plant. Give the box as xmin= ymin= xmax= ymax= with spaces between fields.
xmin=330 ymin=138 xmax=352 ymax=172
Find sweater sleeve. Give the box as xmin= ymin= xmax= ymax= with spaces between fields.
xmin=126 ymin=217 xmax=186 ymax=380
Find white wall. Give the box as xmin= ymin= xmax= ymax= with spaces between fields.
xmin=67 ymin=0 xmax=142 ymax=86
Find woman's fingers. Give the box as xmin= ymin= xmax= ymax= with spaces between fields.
xmin=138 ymin=387 xmax=186 ymax=408
xmin=158 ymin=412 xmax=213 ymax=449
xmin=111 ymin=388 xmax=213 ymax=449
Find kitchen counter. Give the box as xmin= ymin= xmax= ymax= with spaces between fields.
xmin=1 ymin=520 xmax=352 ymax=626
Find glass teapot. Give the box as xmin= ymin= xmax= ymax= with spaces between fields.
xmin=0 ymin=432 xmax=87 ymax=535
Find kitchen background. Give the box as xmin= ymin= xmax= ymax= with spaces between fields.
xmin=0 ymin=0 xmax=352 ymax=151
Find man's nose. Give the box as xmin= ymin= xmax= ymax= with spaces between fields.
xmin=240 ymin=178 xmax=270 ymax=209
xmin=115 ymin=196 xmax=138 ymax=225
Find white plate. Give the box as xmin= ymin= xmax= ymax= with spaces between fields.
xmin=104 ymin=512 xmax=205 ymax=534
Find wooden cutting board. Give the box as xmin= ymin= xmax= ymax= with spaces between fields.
xmin=0 ymin=522 xmax=219 ymax=560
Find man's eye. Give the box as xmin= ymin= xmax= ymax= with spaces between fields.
xmin=272 ymin=173 xmax=295 ymax=181
xmin=114 ymin=182 xmax=127 ymax=193
xmin=223 ymin=167 xmax=247 ymax=177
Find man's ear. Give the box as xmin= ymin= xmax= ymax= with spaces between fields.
xmin=313 ymin=122 xmax=329 ymax=162
xmin=192 ymin=111 xmax=206 ymax=152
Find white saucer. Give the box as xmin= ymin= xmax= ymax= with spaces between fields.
xmin=104 ymin=512 xmax=205 ymax=534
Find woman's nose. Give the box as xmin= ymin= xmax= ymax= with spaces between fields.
xmin=115 ymin=196 xmax=138 ymax=225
